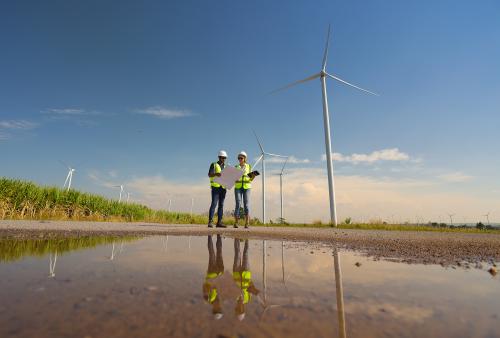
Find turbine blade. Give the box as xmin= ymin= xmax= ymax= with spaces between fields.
xmin=252 ymin=154 xmax=264 ymax=168
xmin=326 ymin=73 xmax=379 ymax=96
xmin=322 ymin=24 xmax=331 ymax=71
xmin=63 ymin=172 xmax=70 ymax=187
xmin=253 ymin=130 xmax=265 ymax=153
xmin=268 ymin=73 xmax=321 ymax=94
xmin=281 ymin=156 xmax=290 ymax=174
xmin=265 ymin=152 xmax=288 ymax=158
xmin=59 ymin=160 xmax=70 ymax=169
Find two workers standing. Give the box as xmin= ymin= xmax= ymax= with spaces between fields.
xmin=208 ymin=150 xmax=255 ymax=228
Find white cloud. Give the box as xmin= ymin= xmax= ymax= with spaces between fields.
xmin=322 ymin=148 xmax=411 ymax=164
xmin=137 ymin=106 xmax=194 ymax=119
xmin=264 ymin=156 xmax=310 ymax=164
xmin=438 ymin=172 xmax=473 ymax=183
xmin=43 ymin=108 xmax=87 ymax=115
xmin=0 ymin=132 xmax=9 ymax=140
xmin=0 ymin=120 xmax=38 ymax=130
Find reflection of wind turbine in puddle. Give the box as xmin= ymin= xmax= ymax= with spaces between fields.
xmin=49 ymin=251 xmax=57 ymax=278
xmin=281 ymin=241 xmax=292 ymax=290
xmin=110 ymin=242 xmax=116 ymax=260
xmin=333 ymin=248 xmax=346 ymax=338
xmin=259 ymin=240 xmax=282 ymax=318
xmin=161 ymin=236 xmax=169 ymax=252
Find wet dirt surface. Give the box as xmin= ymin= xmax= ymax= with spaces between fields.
xmin=2 ymin=220 xmax=500 ymax=267
xmin=0 ymin=235 xmax=499 ymax=338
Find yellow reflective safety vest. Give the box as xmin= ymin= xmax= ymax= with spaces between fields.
xmin=205 ymin=271 xmax=223 ymax=304
xmin=210 ymin=162 xmax=225 ymax=188
xmin=233 ymin=270 xmax=252 ymax=304
xmin=234 ymin=163 xmax=252 ymax=190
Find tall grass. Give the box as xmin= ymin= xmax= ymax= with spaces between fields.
xmin=0 ymin=177 xmax=209 ymax=224
xmin=0 ymin=235 xmax=139 ymax=262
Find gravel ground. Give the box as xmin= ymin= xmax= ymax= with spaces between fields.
xmin=1 ymin=220 xmax=500 ymax=268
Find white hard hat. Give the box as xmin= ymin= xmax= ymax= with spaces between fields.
xmin=214 ymin=313 xmax=223 ymax=320
xmin=218 ymin=150 xmax=227 ymax=158
xmin=237 ymin=313 xmax=245 ymax=321
xmin=238 ymin=151 xmax=247 ymax=158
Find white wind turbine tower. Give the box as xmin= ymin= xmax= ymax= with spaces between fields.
xmin=275 ymin=157 xmax=290 ymax=223
xmin=113 ymin=185 xmax=124 ymax=202
xmin=271 ymin=25 xmax=378 ymax=226
xmin=448 ymin=213 xmax=455 ymax=226
xmin=483 ymin=212 xmax=490 ymax=225
xmin=126 ymin=192 xmax=131 ymax=203
xmin=61 ymin=162 xmax=76 ymax=191
xmin=253 ymin=131 xmax=288 ymax=224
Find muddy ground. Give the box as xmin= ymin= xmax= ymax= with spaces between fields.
xmin=1 ymin=220 xmax=499 ymax=268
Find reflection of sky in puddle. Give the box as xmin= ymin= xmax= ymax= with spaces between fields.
xmin=0 ymin=235 xmax=499 ymax=338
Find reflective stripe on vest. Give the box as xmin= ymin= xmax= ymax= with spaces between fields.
xmin=233 ymin=270 xmax=251 ymax=288
xmin=208 ymin=288 xmax=218 ymax=304
xmin=210 ymin=162 xmax=224 ymax=188
xmin=234 ymin=163 xmax=252 ymax=189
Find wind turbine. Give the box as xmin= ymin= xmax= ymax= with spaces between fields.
xmin=253 ymin=131 xmax=288 ymax=224
xmin=61 ymin=162 xmax=76 ymax=191
xmin=271 ymin=25 xmax=378 ymax=226
xmin=167 ymin=197 xmax=172 ymax=212
xmin=274 ymin=157 xmax=290 ymax=223
xmin=113 ymin=185 xmax=124 ymax=202
xmin=483 ymin=212 xmax=490 ymax=225
xmin=126 ymin=192 xmax=131 ymax=203
xmin=447 ymin=213 xmax=455 ymax=226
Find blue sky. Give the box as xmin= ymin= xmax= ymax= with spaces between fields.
xmin=1 ymin=0 xmax=499 ymax=223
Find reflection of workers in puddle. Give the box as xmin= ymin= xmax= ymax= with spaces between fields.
xmin=203 ymin=235 xmax=225 ymax=319
xmin=233 ymin=239 xmax=260 ymax=321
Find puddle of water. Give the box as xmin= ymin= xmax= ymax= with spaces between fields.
xmin=0 ymin=235 xmax=499 ymax=338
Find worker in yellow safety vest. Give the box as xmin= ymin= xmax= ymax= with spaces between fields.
xmin=234 ymin=151 xmax=256 ymax=228
xmin=232 ymin=238 xmax=260 ymax=321
xmin=207 ymin=150 xmax=227 ymax=228
xmin=203 ymin=235 xmax=225 ymax=320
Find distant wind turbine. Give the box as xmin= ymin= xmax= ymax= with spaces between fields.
xmin=253 ymin=131 xmax=288 ymax=224
xmin=113 ymin=185 xmax=124 ymax=202
xmin=271 ymin=25 xmax=378 ymax=226
xmin=447 ymin=213 xmax=455 ymax=226
xmin=126 ymin=192 xmax=131 ymax=203
xmin=274 ymin=157 xmax=290 ymax=223
xmin=483 ymin=212 xmax=490 ymax=225
xmin=61 ymin=161 xmax=76 ymax=191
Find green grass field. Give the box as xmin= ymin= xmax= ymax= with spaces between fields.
xmin=0 ymin=177 xmax=210 ymax=224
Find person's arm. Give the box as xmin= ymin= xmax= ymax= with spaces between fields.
xmin=208 ymin=163 xmax=216 ymax=178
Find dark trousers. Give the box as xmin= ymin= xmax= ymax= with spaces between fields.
xmin=209 ymin=186 xmax=226 ymax=223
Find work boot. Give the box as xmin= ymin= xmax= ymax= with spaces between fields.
xmin=208 ymin=221 xmax=215 ymax=228
xmin=233 ymin=224 xmax=239 ymax=228
xmin=216 ymin=222 xmax=227 ymax=228
xmin=244 ymin=223 xmax=249 ymax=229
